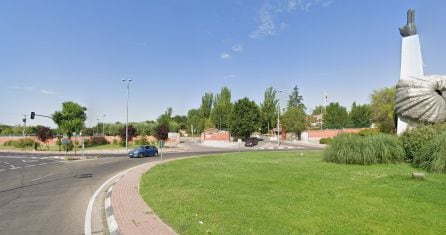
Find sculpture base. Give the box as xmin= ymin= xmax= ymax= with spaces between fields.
xmin=397 ymin=116 xmax=418 ymax=135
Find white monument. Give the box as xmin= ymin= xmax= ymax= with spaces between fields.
xmin=396 ymin=9 xmax=446 ymax=135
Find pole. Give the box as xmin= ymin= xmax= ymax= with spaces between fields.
xmin=74 ymin=132 xmax=77 ymax=156
xmin=102 ymin=114 xmax=106 ymax=136
xmin=123 ymin=79 xmax=132 ymax=152
xmin=277 ymin=90 xmax=282 ymax=147
xmin=126 ymin=82 xmax=129 ymax=151
xmin=81 ymin=131 xmax=84 ymax=158
xmin=277 ymin=104 xmax=280 ymax=147
xmin=22 ymin=114 xmax=27 ymax=137
xmin=96 ymin=119 xmax=99 ymax=136
xmin=191 ymin=124 xmax=193 ymax=143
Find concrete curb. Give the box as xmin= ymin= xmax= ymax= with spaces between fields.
xmin=105 ymin=185 xmax=121 ymax=235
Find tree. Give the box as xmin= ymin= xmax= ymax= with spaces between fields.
xmin=52 ymin=101 xmax=87 ymax=138
xmin=349 ymin=102 xmax=372 ymax=128
xmin=119 ymin=124 xmax=137 ymax=145
xmin=323 ymin=102 xmax=349 ymax=129
xmin=35 ymin=126 xmax=53 ymax=150
xmin=312 ymin=105 xmax=325 ymax=116
xmin=187 ymin=108 xmax=204 ymax=134
xmin=260 ymin=86 xmax=279 ymax=134
xmin=155 ymin=123 xmax=169 ymax=141
xmin=370 ymin=87 xmax=396 ymax=133
xmin=200 ymin=92 xmax=213 ymax=119
xmin=287 ymin=85 xmax=306 ymax=111
xmin=157 ymin=107 xmax=173 ymax=125
xmin=281 ymin=107 xmax=306 ymax=139
xmin=230 ymin=98 xmax=261 ymax=139
xmin=211 ymin=87 xmax=232 ymax=130
xmin=173 ymin=115 xmax=188 ymax=130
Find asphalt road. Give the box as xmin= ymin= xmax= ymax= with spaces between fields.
xmin=0 ymin=142 xmax=323 ymax=235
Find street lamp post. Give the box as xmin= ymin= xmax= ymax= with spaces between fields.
xmin=122 ymin=79 xmax=132 ymax=151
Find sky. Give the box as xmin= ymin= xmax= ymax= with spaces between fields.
xmin=1 ymin=0 xmax=446 ymax=128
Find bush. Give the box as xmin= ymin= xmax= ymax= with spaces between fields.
xmin=323 ymin=133 xmax=405 ymax=165
xmin=3 ymin=138 xmax=38 ymax=149
xmin=112 ymin=139 xmax=118 ymax=145
xmin=319 ymin=138 xmax=333 ymax=145
xmin=358 ymin=128 xmax=380 ymax=137
xmin=413 ymin=132 xmax=446 ymax=173
xmin=399 ymin=123 xmax=446 ymax=162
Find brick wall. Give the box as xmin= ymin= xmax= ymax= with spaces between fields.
xmin=307 ymin=128 xmax=371 ymax=139
xmin=201 ymin=131 xmax=230 ymax=142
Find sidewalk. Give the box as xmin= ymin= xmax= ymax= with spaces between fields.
xmin=109 ymin=160 xmax=177 ymax=235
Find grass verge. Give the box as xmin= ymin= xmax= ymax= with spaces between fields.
xmin=140 ymin=151 xmax=446 ymax=234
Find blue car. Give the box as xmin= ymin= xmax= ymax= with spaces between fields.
xmin=128 ymin=145 xmax=159 ymax=158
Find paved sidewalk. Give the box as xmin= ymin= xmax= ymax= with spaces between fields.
xmin=111 ymin=161 xmax=177 ymax=235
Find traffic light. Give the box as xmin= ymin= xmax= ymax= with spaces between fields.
xmin=31 ymin=112 xmax=35 ymax=119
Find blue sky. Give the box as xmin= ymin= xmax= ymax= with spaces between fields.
xmin=1 ymin=0 xmax=445 ymax=128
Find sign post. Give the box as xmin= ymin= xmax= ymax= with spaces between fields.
xmin=159 ymin=140 xmax=164 ymax=161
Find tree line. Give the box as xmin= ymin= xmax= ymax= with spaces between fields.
xmin=1 ymin=86 xmax=397 ymax=140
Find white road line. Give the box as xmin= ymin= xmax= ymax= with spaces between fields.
xmin=0 ymin=169 xmax=4 ymax=172
xmin=38 ymin=163 xmax=48 ymax=165
xmin=25 ymin=165 xmax=36 ymax=167
xmin=98 ymin=161 xmax=112 ymax=165
xmin=3 ymin=162 xmax=10 ymax=164
xmin=31 ymin=174 xmax=54 ymax=182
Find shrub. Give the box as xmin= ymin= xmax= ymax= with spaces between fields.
xmin=358 ymin=128 xmax=380 ymax=137
xmin=90 ymin=136 xmax=109 ymax=145
xmin=399 ymin=123 xmax=446 ymax=162
xmin=112 ymin=139 xmax=118 ymax=145
xmin=3 ymin=140 xmax=14 ymax=146
xmin=4 ymin=138 xmax=38 ymax=148
xmin=319 ymin=138 xmax=333 ymax=145
xmin=139 ymin=135 xmax=149 ymax=145
xmin=323 ymin=133 xmax=405 ymax=165
xmin=413 ymin=132 xmax=446 ymax=173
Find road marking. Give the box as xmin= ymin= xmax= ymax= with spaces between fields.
xmin=85 ymin=163 xmax=153 ymax=235
xmin=22 ymin=159 xmax=38 ymax=163
xmin=98 ymin=161 xmax=113 ymax=165
xmin=25 ymin=165 xmax=36 ymax=167
xmin=38 ymin=163 xmax=48 ymax=165
xmin=0 ymin=169 xmax=4 ymax=172
xmin=31 ymin=174 xmax=54 ymax=182
xmin=3 ymin=162 xmax=10 ymax=165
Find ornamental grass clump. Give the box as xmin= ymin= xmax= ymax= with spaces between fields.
xmin=413 ymin=132 xmax=446 ymax=173
xmin=323 ymin=133 xmax=405 ymax=165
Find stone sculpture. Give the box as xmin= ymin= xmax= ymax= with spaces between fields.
xmin=395 ymin=9 xmax=446 ymax=134
xmin=399 ymin=9 xmax=417 ymax=37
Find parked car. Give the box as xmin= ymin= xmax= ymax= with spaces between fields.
xmin=128 ymin=145 xmax=158 ymax=158
xmin=244 ymin=137 xmax=258 ymax=147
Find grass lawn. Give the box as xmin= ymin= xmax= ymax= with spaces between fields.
xmin=140 ymin=151 xmax=446 ymax=234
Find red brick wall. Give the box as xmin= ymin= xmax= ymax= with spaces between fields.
xmin=307 ymin=128 xmax=371 ymax=139
xmin=201 ymin=131 xmax=230 ymax=142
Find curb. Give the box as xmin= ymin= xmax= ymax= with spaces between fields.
xmin=105 ymin=185 xmax=121 ymax=235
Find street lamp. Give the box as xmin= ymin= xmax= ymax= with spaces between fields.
xmin=277 ymin=90 xmax=283 ymax=147
xmin=122 ymin=79 xmax=132 ymax=151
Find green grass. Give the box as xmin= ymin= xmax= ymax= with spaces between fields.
xmin=140 ymin=151 xmax=446 ymax=234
